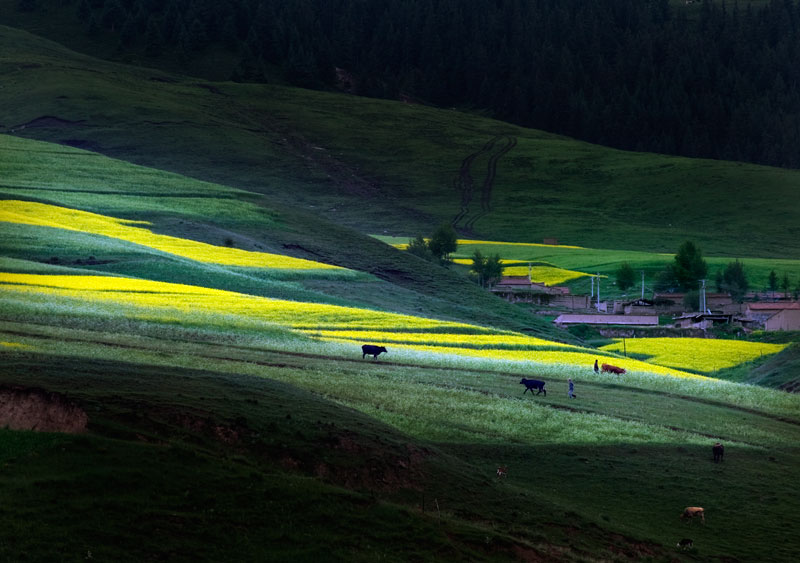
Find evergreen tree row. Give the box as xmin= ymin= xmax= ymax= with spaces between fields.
xmin=37 ymin=0 xmax=800 ymax=169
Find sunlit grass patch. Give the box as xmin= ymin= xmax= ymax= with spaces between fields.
xmin=600 ymin=337 xmax=788 ymax=373
xmin=0 ymin=200 xmax=343 ymax=271
xmin=303 ymin=329 xmax=583 ymax=350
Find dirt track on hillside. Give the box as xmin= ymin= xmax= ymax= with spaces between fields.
xmin=452 ymin=135 xmax=516 ymax=233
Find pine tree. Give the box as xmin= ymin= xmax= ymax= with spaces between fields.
xmin=144 ymin=17 xmax=164 ymax=57
xmin=768 ymin=270 xmax=779 ymax=297
xmin=781 ymin=272 xmax=791 ymax=299
xmin=616 ymin=262 xmax=636 ymax=292
xmin=721 ymin=260 xmax=749 ymax=303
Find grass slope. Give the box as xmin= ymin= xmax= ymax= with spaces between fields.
xmin=1 ymin=320 xmax=799 ymax=561
xmin=0 ymin=133 xmax=563 ymax=339
xmin=1 ymin=21 xmax=800 ymax=563
xmin=2 ymin=25 xmax=800 ymax=259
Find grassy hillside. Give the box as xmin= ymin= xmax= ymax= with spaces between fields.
xmin=0 ymin=134 xmax=563 ymax=340
xmin=382 ymin=236 xmax=800 ymax=299
xmin=2 ymin=314 xmax=799 ymax=561
xmin=2 ymin=21 xmax=800 ymax=563
xmin=2 ymin=25 xmax=800 ymax=259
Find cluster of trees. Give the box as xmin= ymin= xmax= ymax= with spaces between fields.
xmin=406 ymin=223 xmax=458 ymax=265
xmin=617 ymin=241 xmax=800 ymax=307
xmin=27 ymin=0 xmax=800 ymax=168
xmin=469 ymin=250 xmax=504 ymax=288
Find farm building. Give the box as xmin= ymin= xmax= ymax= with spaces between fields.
xmin=672 ymin=312 xmax=739 ymax=330
xmin=492 ymin=276 xmax=571 ymax=303
xmin=553 ymin=314 xmax=659 ymax=327
xmin=764 ymin=308 xmax=800 ymax=331
xmin=652 ymin=292 xmax=732 ymax=313
xmin=745 ymin=302 xmax=800 ymax=326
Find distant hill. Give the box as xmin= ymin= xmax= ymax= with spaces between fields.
xmin=2 ymin=24 xmax=799 ymax=261
xmin=2 ymin=0 xmax=800 ymax=168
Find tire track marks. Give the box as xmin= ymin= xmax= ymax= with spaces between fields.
xmin=451 ymin=136 xmax=500 ymax=227
xmin=452 ymin=135 xmax=517 ymax=232
xmin=464 ymin=135 xmax=517 ymax=231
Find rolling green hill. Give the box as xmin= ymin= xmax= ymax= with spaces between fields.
xmin=2 ymin=22 xmax=800 ymax=563
xmin=2 ymin=25 xmax=800 ymax=260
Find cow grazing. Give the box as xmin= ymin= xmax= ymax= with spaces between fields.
xmin=362 ymin=345 xmax=388 ymax=359
xmin=496 ymin=466 xmax=508 ymax=478
xmin=680 ymin=507 xmax=705 ymax=524
xmin=713 ymin=442 xmax=724 ymax=463
xmin=676 ymin=538 xmax=694 ymax=550
xmin=520 ymin=378 xmax=546 ymax=396
xmin=601 ymin=363 xmax=626 ymax=374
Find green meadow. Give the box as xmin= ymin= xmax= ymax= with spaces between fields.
xmin=1 ymin=23 xmax=799 ymax=563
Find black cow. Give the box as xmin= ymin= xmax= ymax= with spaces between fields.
xmin=677 ymin=538 xmax=694 ymax=550
xmin=362 ymin=345 xmax=388 ymax=359
xmin=520 ymin=378 xmax=546 ymax=396
xmin=713 ymin=442 xmax=724 ymax=463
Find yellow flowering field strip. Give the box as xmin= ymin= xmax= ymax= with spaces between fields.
xmin=305 ymin=329 xmax=584 ymax=350
xmin=504 ymin=265 xmax=589 ymax=285
xmin=600 ymin=338 xmax=788 ymax=373
xmin=0 ymin=200 xmax=342 ymax=271
xmin=1 ymin=341 xmax=31 ymax=349
xmin=0 ymin=273 xmax=724 ymax=381
xmin=456 ymin=239 xmax=584 ymax=249
xmin=451 ymin=257 xmax=588 ymax=285
xmin=0 ymin=273 xmax=477 ymax=331
xmin=315 ymin=339 xmax=704 ymax=379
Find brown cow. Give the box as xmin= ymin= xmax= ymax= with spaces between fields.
xmin=680 ymin=507 xmax=705 ymax=524
xmin=601 ymin=363 xmax=626 ymax=374
xmin=496 ymin=466 xmax=508 ymax=478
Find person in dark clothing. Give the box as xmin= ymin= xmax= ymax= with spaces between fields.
xmin=568 ymin=378 xmax=576 ymax=399
xmin=593 ymin=359 xmax=599 ymax=373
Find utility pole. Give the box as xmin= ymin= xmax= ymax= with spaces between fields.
xmin=596 ymin=273 xmax=600 ymax=309
xmin=700 ymin=279 xmax=707 ymax=313
xmin=641 ymin=271 xmax=645 ymax=300
xmin=590 ymin=275 xmax=594 ymax=298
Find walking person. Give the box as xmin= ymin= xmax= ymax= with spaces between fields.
xmin=593 ymin=359 xmax=599 ymax=373
xmin=568 ymin=378 xmax=576 ymax=399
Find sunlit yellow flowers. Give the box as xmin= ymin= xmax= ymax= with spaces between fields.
xmin=0 ymin=200 xmax=342 ymax=270
xmin=600 ymin=337 xmax=787 ymax=373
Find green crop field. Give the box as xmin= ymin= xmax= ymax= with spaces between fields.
xmin=1 ymin=21 xmax=799 ymax=563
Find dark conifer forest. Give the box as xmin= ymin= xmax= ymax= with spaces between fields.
xmin=17 ymin=0 xmax=800 ymax=168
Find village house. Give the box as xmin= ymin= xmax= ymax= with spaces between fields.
xmin=764 ymin=308 xmax=800 ymax=331
xmin=672 ymin=312 xmax=742 ymax=330
xmin=652 ymin=292 xmax=733 ymax=313
xmin=746 ymin=302 xmax=800 ymax=330
xmin=492 ymin=276 xmax=592 ymax=308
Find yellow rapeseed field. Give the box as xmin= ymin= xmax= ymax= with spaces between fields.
xmin=0 ymin=273 xmax=475 ymax=330
xmin=450 ymin=259 xmax=587 ymax=285
xmin=0 ymin=273 xmax=715 ymax=380
xmin=600 ymin=337 xmax=787 ymax=373
xmin=306 ymin=329 xmax=582 ymax=349
xmin=0 ymin=200 xmax=342 ymax=270
xmin=456 ymin=239 xmax=583 ymax=249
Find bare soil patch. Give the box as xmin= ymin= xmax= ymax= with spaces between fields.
xmin=0 ymin=385 xmax=88 ymax=433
